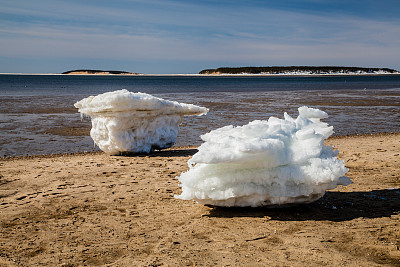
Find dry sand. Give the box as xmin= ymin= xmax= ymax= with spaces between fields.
xmin=0 ymin=133 xmax=399 ymax=266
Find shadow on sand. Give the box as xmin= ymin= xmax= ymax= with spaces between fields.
xmin=206 ymin=188 xmax=400 ymax=222
xmin=118 ymin=148 xmax=198 ymax=158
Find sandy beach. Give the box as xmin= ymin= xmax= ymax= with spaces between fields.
xmin=0 ymin=133 xmax=399 ymax=266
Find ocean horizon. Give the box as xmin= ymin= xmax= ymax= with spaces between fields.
xmin=2 ymin=72 xmax=400 ymax=76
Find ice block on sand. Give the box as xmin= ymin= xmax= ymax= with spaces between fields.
xmin=75 ymin=89 xmax=208 ymax=154
xmin=175 ymin=106 xmax=351 ymax=207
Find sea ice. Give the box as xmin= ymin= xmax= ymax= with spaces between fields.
xmin=74 ymin=89 xmax=208 ymax=154
xmin=175 ymin=106 xmax=351 ymax=207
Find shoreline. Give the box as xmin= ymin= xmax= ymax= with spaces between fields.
xmin=1 ymin=132 xmax=399 ymax=160
xmin=0 ymin=132 xmax=399 ymax=265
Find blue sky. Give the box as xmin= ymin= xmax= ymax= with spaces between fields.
xmin=0 ymin=0 xmax=399 ymax=74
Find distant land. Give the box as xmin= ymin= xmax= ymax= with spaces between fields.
xmin=62 ymin=69 xmax=140 ymax=75
xmin=199 ymin=66 xmax=399 ymax=75
xmin=60 ymin=67 xmax=400 ymax=76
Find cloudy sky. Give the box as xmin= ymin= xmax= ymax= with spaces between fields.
xmin=1 ymin=0 xmax=399 ymax=74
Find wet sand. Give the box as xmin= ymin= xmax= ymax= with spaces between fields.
xmin=1 ymin=88 xmax=400 ymax=157
xmin=0 ymin=133 xmax=399 ymax=266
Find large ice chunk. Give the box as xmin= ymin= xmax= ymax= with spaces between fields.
xmin=175 ymin=106 xmax=350 ymax=207
xmin=75 ymin=89 xmax=208 ymax=154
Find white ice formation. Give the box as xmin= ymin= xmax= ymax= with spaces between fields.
xmin=74 ymin=89 xmax=208 ymax=154
xmin=175 ymin=106 xmax=351 ymax=207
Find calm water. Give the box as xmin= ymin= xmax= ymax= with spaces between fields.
xmin=1 ymin=74 xmax=400 ymax=95
xmin=1 ymin=74 xmax=400 ymax=157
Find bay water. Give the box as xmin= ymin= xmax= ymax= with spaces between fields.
xmin=1 ymin=74 xmax=399 ymax=157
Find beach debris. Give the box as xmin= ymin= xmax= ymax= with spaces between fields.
xmin=175 ymin=106 xmax=351 ymax=207
xmin=74 ymin=89 xmax=208 ymax=154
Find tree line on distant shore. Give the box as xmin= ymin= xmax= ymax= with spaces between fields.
xmin=62 ymin=69 xmax=138 ymax=75
xmin=199 ymin=66 xmax=399 ymax=75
